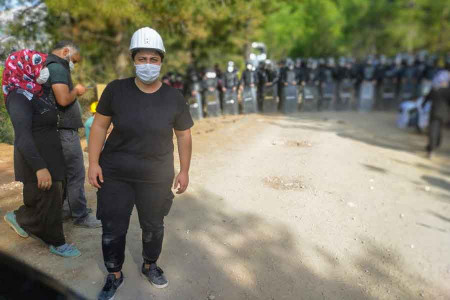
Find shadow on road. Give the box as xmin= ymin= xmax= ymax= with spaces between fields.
xmin=108 ymin=187 xmax=441 ymax=299
xmin=0 ymin=189 xmax=444 ymax=299
xmin=422 ymin=175 xmax=450 ymax=193
xmin=428 ymin=210 xmax=450 ymax=224
xmin=363 ymin=164 xmax=388 ymax=174
xmin=266 ymin=112 xmax=450 ymax=155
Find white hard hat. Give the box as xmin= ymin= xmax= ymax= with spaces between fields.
xmin=129 ymin=27 xmax=165 ymax=55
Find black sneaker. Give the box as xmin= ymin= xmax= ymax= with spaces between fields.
xmin=141 ymin=263 xmax=169 ymax=288
xmin=98 ymin=272 xmax=124 ymax=300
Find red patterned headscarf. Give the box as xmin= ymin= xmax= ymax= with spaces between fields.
xmin=2 ymin=49 xmax=48 ymax=102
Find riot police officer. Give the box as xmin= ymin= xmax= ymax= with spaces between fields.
xmin=294 ymin=58 xmax=306 ymax=85
xmin=378 ymin=57 xmax=399 ymax=110
xmin=301 ymin=58 xmax=321 ymax=111
xmin=318 ymin=57 xmax=337 ymax=110
xmin=280 ymin=58 xmax=298 ymax=113
xmin=240 ymin=61 xmax=259 ymax=113
xmin=202 ymin=68 xmax=221 ymax=117
xmin=336 ymin=57 xmax=354 ymax=110
xmin=257 ymin=59 xmax=279 ymax=113
xmin=221 ymin=61 xmax=239 ymax=115
xmin=399 ymin=55 xmax=418 ymax=101
xmin=358 ymin=56 xmax=377 ymax=112
xmin=185 ymin=70 xmax=203 ymax=119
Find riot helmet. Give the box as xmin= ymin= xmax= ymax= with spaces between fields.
xmin=395 ymin=54 xmax=402 ymax=66
xmin=327 ymin=57 xmax=335 ymax=68
xmin=338 ymin=57 xmax=346 ymax=67
xmin=205 ymin=68 xmax=217 ymax=79
xmin=417 ymin=50 xmax=428 ymax=63
xmin=386 ymin=57 xmax=393 ymax=66
xmin=406 ymin=55 xmax=415 ymax=66
xmin=246 ymin=61 xmax=253 ymax=71
xmin=318 ymin=58 xmax=325 ymax=66
xmin=190 ymin=72 xmax=199 ymax=82
xmin=426 ymin=55 xmax=437 ymax=67
xmin=286 ymin=58 xmax=294 ymax=70
xmin=227 ymin=61 xmax=235 ymax=73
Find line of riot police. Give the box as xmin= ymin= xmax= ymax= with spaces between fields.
xmin=161 ymin=52 xmax=450 ymax=119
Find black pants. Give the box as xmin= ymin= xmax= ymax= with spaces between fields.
xmin=97 ymin=178 xmax=174 ymax=273
xmin=427 ymin=119 xmax=442 ymax=153
xmin=15 ymin=181 xmax=66 ymax=246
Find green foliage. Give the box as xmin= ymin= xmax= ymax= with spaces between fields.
xmin=0 ymin=67 xmax=15 ymax=144
xmin=37 ymin=0 xmax=271 ymax=80
xmin=261 ymin=0 xmax=450 ymax=59
xmin=2 ymin=0 xmax=449 ymax=83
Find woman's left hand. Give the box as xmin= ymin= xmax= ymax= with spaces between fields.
xmin=173 ymin=171 xmax=189 ymax=194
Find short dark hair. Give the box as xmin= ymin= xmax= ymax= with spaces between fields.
xmin=131 ymin=48 xmax=164 ymax=62
xmin=52 ymin=40 xmax=80 ymax=52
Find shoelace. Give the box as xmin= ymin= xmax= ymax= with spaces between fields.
xmin=56 ymin=243 xmax=77 ymax=253
xmin=150 ymin=266 xmax=164 ymax=277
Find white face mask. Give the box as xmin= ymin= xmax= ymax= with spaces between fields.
xmin=135 ymin=63 xmax=161 ymax=84
xmin=65 ymin=49 xmax=75 ymax=72
xmin=69 ymin=60 xmax=75 ymax=72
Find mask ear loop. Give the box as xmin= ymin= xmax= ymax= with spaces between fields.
xmin=65 ymin=47 xmax=73 ymax=63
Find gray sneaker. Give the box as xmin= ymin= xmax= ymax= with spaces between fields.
xmin=141 ymin=263 xmax=169 ymax=288
xmin=73 ymin=213 xmax=101 ymax=228
xmin=63 ymin=207 xmax=93 ymax=222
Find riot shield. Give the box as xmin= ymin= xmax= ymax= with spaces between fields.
xmin=188 ymin=93 xmax=203 ymax=120
xmin=381 ymin=80 xmax=397 ymax=110
xmin=204 ymin=88 xmax=221 ymax=117
xmin=358 ymin=81 xmax=375 ymax=112
xmin=301 ymin=84 xmax=319 ymax=111
xmin=262 ymin=84 xmax=278 ymax=113
xmin=319 ymin=81 xmax=336 ymax=110
xmin=280 ymin=85 xmax=298 ymax=114
xmin=400 ymin=80 xmax=415 ymax=101
xmin=242 ymin=86 xmax=258 ymax=114
xmin=223 ymin=89 xmax=239 ymax=115
xmin=337 ymin=79 xmax=353 ymax=111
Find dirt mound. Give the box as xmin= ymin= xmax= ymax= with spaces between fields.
xmin=263 ymin=176 xmax=305 ymax=190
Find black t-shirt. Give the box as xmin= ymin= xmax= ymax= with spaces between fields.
xmin=97 ymin=78 xmax=194 ymax=183
xmin=6 ymin=89 xmax=66 ymax=183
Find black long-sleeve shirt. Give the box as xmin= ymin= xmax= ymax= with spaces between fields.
xmin=6 ymin=89 xmax=65 ymax=183
xmin=423 ymin=87 xmax=450 ymax=122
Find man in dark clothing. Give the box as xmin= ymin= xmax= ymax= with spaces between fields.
xmin=422 ymin=71 xmax=450 ymax=158
xmin=221 ymin=61 xmax=239 ymax=115
xmin=45 ymin=41 xmax=101 ymax=228
xmin=257 ymin=60 xmax=279 ymax=112
xmin=240 ymin=62 xmax=258 ymax=113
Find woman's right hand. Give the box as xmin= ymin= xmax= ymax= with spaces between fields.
xmin=88 ymin=163 xmax=104 ymax=188
xmin=36 ymin=168 xmax=52 ymax=190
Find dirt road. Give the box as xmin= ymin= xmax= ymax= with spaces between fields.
xmin=0 ymin=111 xmax=449 ymax=300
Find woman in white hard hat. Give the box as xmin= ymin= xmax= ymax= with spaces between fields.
xmin=88 ymin=27 xmax=193 ymax=300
